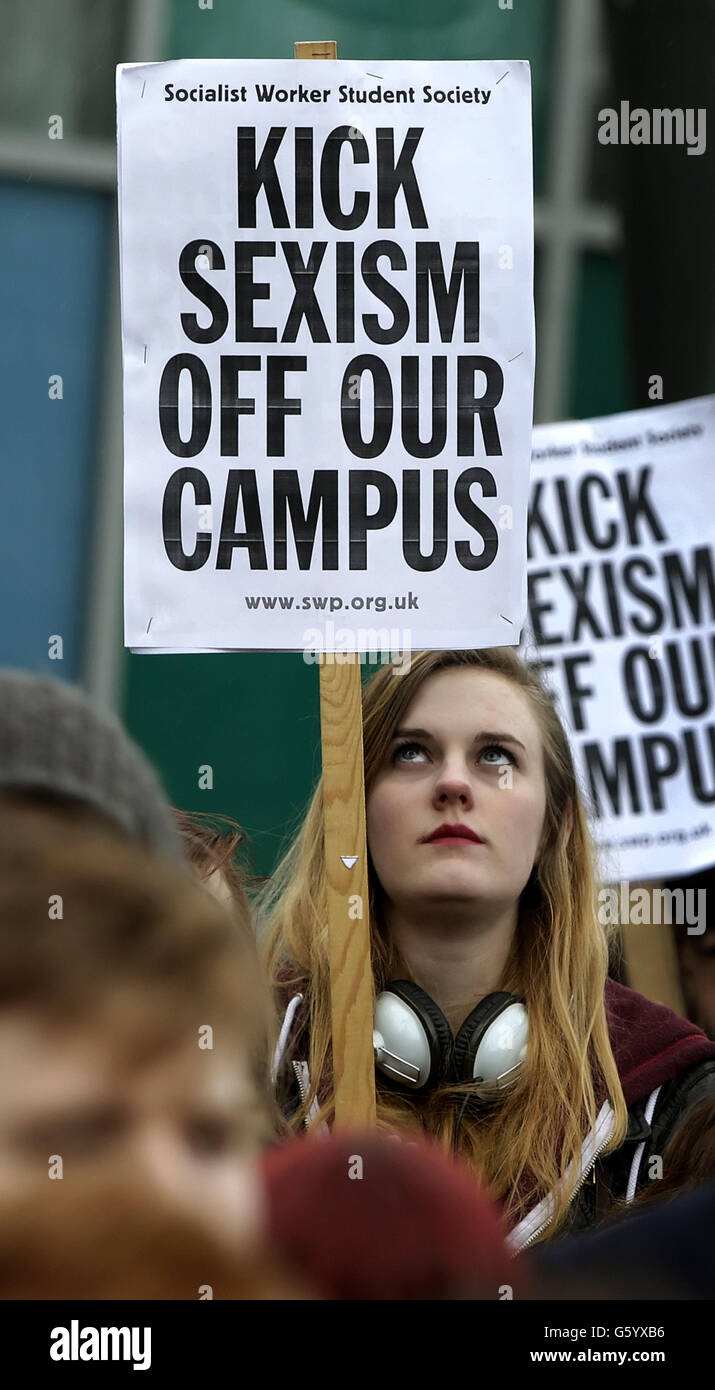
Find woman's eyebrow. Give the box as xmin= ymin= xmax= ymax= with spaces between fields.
xmin=391 ymin=727 xmax=527 ymax=753
xmin=474 ymin=730 xmax=527 ymax=753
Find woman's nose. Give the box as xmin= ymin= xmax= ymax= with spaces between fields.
xmin=432 ymin=767 xmax=474 ymax=809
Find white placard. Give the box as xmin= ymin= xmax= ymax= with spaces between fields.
xmin=523 ymin=394 xmax=715 ymax=883
xmin=118 ymin=59 xmax=534 ymax=653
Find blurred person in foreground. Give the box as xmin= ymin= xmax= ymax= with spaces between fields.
xmin=524 ymin=1181 xmax=715 ymax=1301
xmin=0 ymin=669 xmax=182 ymax=857
xmin=0 ymin=1173 xmax=312 ymax=1300
xmin=262 ymin=1129 xmax=518 ymax=1300
xmin=0 ymin=805 xmax=279 ymax=1254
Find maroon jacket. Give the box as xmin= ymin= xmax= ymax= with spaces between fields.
xmin=604 ymin=977 xmax=715 ymax=1106
xmin=272 ymin=970 xmax=715 ymax=1243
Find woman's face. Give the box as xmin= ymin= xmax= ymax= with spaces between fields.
xmin=366 ymin=668 xmax=548 ymax=917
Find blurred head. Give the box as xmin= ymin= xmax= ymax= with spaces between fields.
xmin=0 ymin=806 xmax=273 ymax=1247
xmin=260 ymin=649 xmax=628 ymax=1240
xmin=0 ymin=1171 xmax=314 ymax=1300
xmin=262 ymin=1130 xmax=516 ymax=1299
xmin=0 ymin=670 xmax=182 ymax=859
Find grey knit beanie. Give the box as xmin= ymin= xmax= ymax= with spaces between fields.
xmin=0 ymin=670 xmax=183 ymax=860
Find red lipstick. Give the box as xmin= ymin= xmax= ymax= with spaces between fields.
xmin=422 ymin=823 xmax=484 ymax=845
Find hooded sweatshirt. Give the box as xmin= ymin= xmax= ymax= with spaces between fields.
xmin=272 ymin=971 xmax=715 ymax=1247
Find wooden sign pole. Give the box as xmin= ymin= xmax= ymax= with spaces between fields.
xmin=295 ymin=39 xmax=377 ymax=1129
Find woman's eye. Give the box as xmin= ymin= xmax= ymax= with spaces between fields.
xmin=390 ymin=741 xmax=516 ymax=768
xmin=479 ymin=744 xmax=515 ymax=766
xmin=391 ymin=741 xmax=428 ymax=764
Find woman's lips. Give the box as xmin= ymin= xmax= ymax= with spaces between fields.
xmin=425 ymin=835 xmax=483 ymax=846
xmin=422 ymin=825 xmax=484 ymax=846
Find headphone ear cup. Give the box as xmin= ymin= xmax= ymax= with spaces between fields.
xmin=376 ymin=980 xmax=453 ymax=1089
xmin=453 ymin=992 xmax=527 ymax=1088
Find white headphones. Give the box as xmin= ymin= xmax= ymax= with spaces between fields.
xmin=373 ymin=980 xmax=529 ymax=1098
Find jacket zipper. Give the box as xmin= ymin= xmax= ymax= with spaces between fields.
xmin=518 ymin=1134 xmax=611 ymax=1250
xmin=292 ymin=1056 xmax=308 ymax=1112
xmin=509 ymin=1103 xmax=616 ymax=1252
xmin=292 ymin=1060 xmax=330 ymax=1135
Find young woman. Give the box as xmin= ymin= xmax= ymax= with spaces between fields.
xmin=259 ymin=648 xmax=715 ymax=1247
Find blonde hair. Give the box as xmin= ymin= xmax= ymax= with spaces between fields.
xmin=258 ymin=649 xmax=629 ymax=1240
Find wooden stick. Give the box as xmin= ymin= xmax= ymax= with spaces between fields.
xmin=295 ymin=38 xmax=376 ymax=1128
xmin=319 ymin=657 xmax=376 ymax=1127
xmin=294 ymin=40 xmax=337 ymax=59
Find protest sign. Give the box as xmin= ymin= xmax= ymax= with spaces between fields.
xmin=523 ymin=394 xmax=715 ymax=883
xmin=118 ymin=53 xmax=535 ymax=1129
xmin=117 ymin=58 xmax=534 ymax=654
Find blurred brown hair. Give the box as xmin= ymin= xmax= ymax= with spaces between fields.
xmin=0 ymin=1173 xmax=313 ymax=1300
xmin=173 ymin=808 xmax=256 ymax=932
xmin=0 ymin=804 xmax=274 ymax=1121
xmin=629 ymin=1094 xmax=715 ymax=1210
